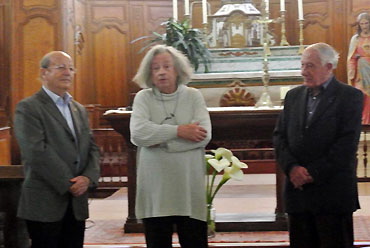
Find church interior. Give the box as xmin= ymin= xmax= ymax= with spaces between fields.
xmin=1 ymin=0 xmax=370 ymax=247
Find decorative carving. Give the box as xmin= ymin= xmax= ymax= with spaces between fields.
xmin=74 ymin=24 xmax=85 ymax=55
xmin=219 ymin=80 xmax=256 ymax=107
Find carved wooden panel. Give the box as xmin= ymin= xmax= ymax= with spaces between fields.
xmin=93 ymin=27 xmax=129 ymax=106
xmin=128 ymin=1 xmax=172 ymax=98
xmin=22 ymin=17 xmax=55 ymax=97
xmin=22 ymin=0 xmax=56 ymax=8
xmin=10 ymin=0 xmax=62 ymax=120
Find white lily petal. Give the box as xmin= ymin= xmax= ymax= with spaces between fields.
xmin=212 ymin=147 xmax=233 ymax=161
xmin=223 ymin=167 xmax=232 ymax=180
xmin=227 ymin=164 xmax=244 ymax=181
xmin=208 ymin=158 xmax=230 ymax=172
xmin=231 ymin=156 xmax=248 ymax=168
xmin=205 ymin=154 xmax=214 ymax=159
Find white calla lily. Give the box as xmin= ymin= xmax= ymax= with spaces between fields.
xmin=224 ymin=164 xmax=244 ymax=181
xmin=211 ymin=147 xmax=233 ymax=161
xmin=208 ymin=158 xmax=230 ymax=172
xmin=205 ymin=154 xmax=214 ymax=160
xmin=206 ymin=147 xmax=248 ymax=211
xmin=231 ymin=156 xmax=248 ymax=169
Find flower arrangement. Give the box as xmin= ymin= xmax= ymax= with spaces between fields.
xmin=205 ymin=147 xmax=248 ymax=236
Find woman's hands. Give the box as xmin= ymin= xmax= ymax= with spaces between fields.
xmin=177 ymin=122 xmax=207 ymax=142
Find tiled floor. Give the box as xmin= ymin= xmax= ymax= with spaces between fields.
xmin=85 ymin=174 xmax=370 ymax=246
xmin=88 ymin=174 xmax=370 ymax=221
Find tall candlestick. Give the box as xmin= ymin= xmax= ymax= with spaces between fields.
xmin=202 ymin=0 xmax=207 ymax=24
xmin=280 ymin=0 xmax=285 ymax=12
xmin=185 ymin=0 xmax=190 ymax=16
xmin=173 ymin=0 xmax=178 ymax=21
xmin=298 ymin=0 xmax=304 ymax=20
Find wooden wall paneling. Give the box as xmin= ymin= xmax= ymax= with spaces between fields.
xmin=0 ymin=127 xmax=11 ymax=165
xmin=330 ymin=0 xmax=347 ymax=82
xmin=22 ymin=18 xmax=55 ymax=93
xmin=89 ymin=1 xmax=130 ymax=107
xmin=284 ymin=0 xmax=299 ymax=45
xmin=127 ymin=2 xmax=146 ymax=97
xmin=71 ymin=0 xmax=95 ymax=105
xmin=0 ymin=0 xmax=10 ymax=126
xmin=10 ymin=0 xmax=63 ymax=117
xmin=269 ymin=0 xmax=282 ymax=46
xmin=128 ymin=1 xmax=173 ymax=105
xmin=10 ymin=0 xmax=64 ymax=164
xmin=302 ymin=1 xmax=330 ymax=45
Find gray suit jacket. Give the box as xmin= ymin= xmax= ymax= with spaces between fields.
xmin=14 ymin=89 xmax=100 ymax=222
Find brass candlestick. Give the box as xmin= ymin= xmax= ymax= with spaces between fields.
xmin=298 ymin=19 xmax=305 ymax=54
xmin=280 ymin=11 xmax=290 ymax=46
xmin=255 ymin=0 xmax=273 ymax=108
xmin=255 ymin=42 xmax=273 ymax=108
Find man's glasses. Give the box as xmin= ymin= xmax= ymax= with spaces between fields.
xmin=47 ymin=65 xmax=76 ymax=74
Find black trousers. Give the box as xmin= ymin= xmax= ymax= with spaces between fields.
xmin=143 ymin=216 xmax=208 ymax=248
xmin=26 ymin=203 xmax=85 ymax=248
xmin=288 ymin=212 xmax=354 ymax=248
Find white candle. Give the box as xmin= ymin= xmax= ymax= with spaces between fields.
xmin=280 ymin=0 xmax=285 ymax=12
xmin=298 ymin=0 xmax=304 ymax=20
xmin=202 ymin=0 xmax=207 ymax=24
xmin=265 ymin=0 xmax=269 ymax=15
xmin=185 ymin=0 xmax=190 ymax=15
xmin=173 ymin=0 xmax=178 ymax=21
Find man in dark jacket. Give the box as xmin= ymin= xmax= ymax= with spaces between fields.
xmin=273 ymin=43 xmax=363 ymax=248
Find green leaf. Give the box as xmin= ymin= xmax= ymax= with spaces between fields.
xmin=131 ymin=17 xmax=211 ymax=73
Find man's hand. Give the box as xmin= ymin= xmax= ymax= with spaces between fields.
xmin=177 ymin=122 xmax=207 ymax=142
xmin=289 ymin=166 xmax=313 ymax=189
xmin=69 ymin=176 xmax=90 ymax=197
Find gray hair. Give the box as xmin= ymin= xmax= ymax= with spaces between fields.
xmin=132 ymin=45 xmax=193 ymax=88
xmin=357 ymin=12 xmax=370 ymax=35
xmin=305 ymin=43 xmax=339 ymax=69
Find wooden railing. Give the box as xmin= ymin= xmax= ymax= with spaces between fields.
xmin=358 ymin=125 xmax=370 ymax=182
xmin=93 ymin=128 xmax=128 ymax=188
xmin=93 ymin=127 xmax=370 ymax=187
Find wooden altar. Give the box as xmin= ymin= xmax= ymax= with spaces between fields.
xmin=104 ymin=106 xmax=287 ymax=232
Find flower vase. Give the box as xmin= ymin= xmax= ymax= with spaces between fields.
xmin=207 ymin=203 xmax=216 ymax=238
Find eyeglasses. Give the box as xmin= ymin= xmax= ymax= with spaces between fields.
xmin=47 ymin=65 xmax=76 ymax=73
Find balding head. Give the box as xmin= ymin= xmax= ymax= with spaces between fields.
xmin=40 ymin=51 xmax=74 ymax=96
xmin=40 ymin=51 xmax=72 ymax=69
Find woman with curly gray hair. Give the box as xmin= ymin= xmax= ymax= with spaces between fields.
xmin=130 ymin=45 xmax=211 ymax=248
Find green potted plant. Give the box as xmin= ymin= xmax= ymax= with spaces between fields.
xmin=131 ymin=18 xmax=211 ymax=72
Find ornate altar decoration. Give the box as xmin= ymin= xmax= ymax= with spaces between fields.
xmin=219 ymin=81 xmax=256 ymax=107
xmin=208 ymin=0 xmax=265 ymax=48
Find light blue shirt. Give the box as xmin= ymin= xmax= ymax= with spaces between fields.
xmin=43 ymin=86 xmax=80 ymax=171
xmin=42 ymin=86 xmax=77 ymax=139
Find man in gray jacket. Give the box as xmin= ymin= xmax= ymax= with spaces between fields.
xmin=14 ymin=51 xmax=100 ymax=248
